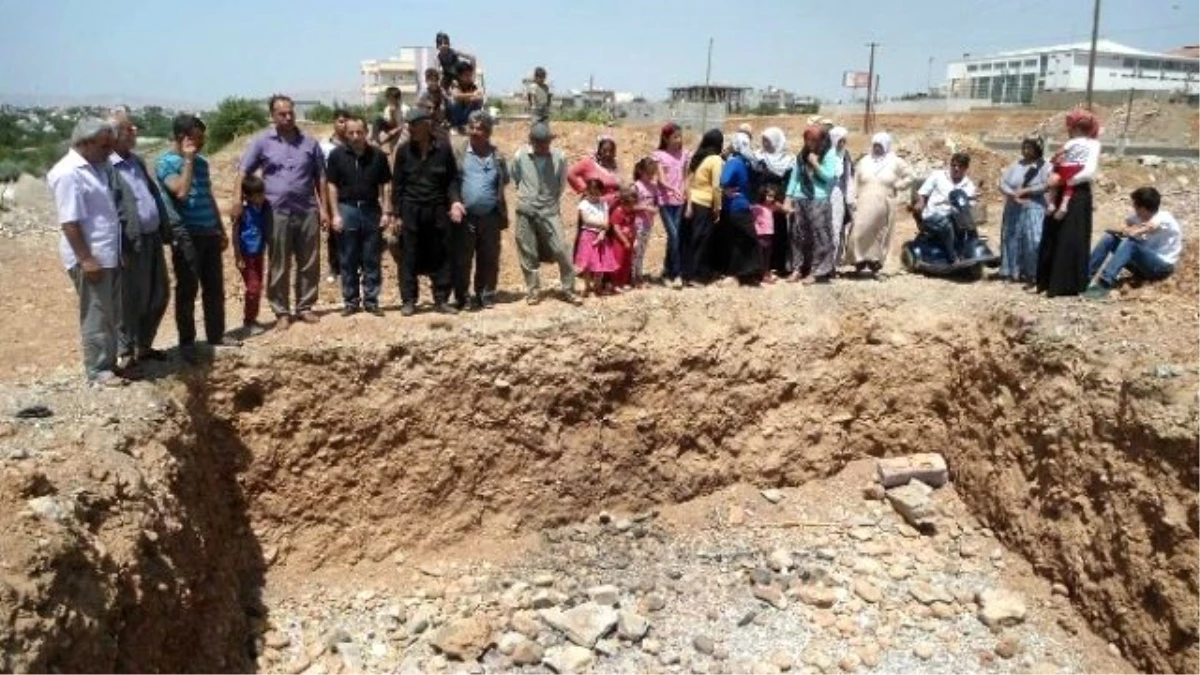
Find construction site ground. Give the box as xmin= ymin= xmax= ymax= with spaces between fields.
xmin=0 ymin=108 xmax=1195 ymax=674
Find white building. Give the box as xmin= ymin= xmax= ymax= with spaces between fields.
xmin=945 ymin=40 xmax=1199 ymax=104
xmin=360 ymin=47 xmax=437 ymax=105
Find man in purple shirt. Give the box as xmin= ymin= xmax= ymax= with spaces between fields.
xmin=232 ymin=95 xmax=330 ymax=328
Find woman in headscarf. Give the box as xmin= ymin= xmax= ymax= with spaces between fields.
xmin=997 ymin=137 xmax=1050 ymax=285
xmin=567 ymin=135 xmax=622 ymax=256
xmin=843 ymin=132 xmax=912 ymax=275
xmin=710 ymin=129 xmax=757 ymax=276
xmin=652 ymin=123 xmax=690 ymax=287
xmin=1037 ymin=108 xmax=1101 ymax=297
xmin=680 ymin=129 xmax=724 ymax=286
xmin=718 ymin=132 xmax=765 ymax=285
xmin=828 ymin=126 xmax=857 ymax=266
xmin=785 ymin=125 xmax=840 ymax=283
xmin=757 ymin=127 xmax=795 ymax=276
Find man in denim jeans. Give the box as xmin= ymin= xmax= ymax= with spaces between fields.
xmin=1084 ymin=186 xmax=1182 ymax=299
xmin=326 ymin=116 xmax=392 ymax=315
xmin=913 ymin=153 xmax=976 ymax=264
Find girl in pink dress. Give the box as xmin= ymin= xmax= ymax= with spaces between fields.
xmin=574 ymin=179 xmax=620 ymax=296
xmin=631 ymin=157 xmax=661 ymax=287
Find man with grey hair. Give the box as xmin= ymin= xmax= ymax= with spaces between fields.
xmin=47 ymin=118 xmax=125 ymax=386
xmin=109 ymin=108 xmax=173 ymax=368
xmin=451 ymin=110 xmax=509 ymax=309
xmin=510 ymin=122 xmax=579 ymax=305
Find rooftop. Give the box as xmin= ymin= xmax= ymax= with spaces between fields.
xmin=968 ymin=39 xmax=1196 ymax=60
xmin=669 ymin=84 xmax=752 ymax=91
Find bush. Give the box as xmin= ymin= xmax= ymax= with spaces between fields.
xmin=307 ymin=100 xmax=378 ymax=124
xmin=0 ymin=159 xmax=20 ymax=182
xmin=552 ymin=108 xmax=612 ymax=125
xmin=205 ymin=97 xmax=269 ymax=153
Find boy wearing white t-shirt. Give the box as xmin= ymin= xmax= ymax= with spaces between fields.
xmin=1084 ymin=186 xmax=1182 ymax=299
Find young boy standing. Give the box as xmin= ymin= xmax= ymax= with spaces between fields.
xmin=232 ymin=175 xmax=271 ymax=336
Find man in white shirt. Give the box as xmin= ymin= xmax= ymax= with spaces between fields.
xmin=48 ymin=118 xmax=124 ymax=386
xmin=1084 ymin=186 xmax=1182 ymax=299
xmin=913 ymin=152 xmax=977 ymax=263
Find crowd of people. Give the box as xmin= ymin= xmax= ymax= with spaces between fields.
xmin=45 ymin=35 xmax=1184 ymax=386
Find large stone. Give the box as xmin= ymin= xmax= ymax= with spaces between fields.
xmin=796 ymin=584 xmax=838 ymax=609
xmin=618 ymin=610 xmax=651 ymax=641
xmin=511 ymin=638 xmax=545 ymax=666
xmin=587 ymin=584 xmax=621 ymax=607
xmin=977 ymin=588 xmax=1027 ymax=628
xmin=885 ymin=480 xmax=937 ymax=531
xmin=853 ymin=579 xmax=882 ymax=604
xmin=877 ymin=454 xmax=948 ymax=488
xmin=429 ymin=616 xmax=493 ymax=661
xmin=909 ymin=581 xmax=953 ymax=606
xmin=539 ymin=603 xmax=618 ymax=648
xmin=752 ymin=584 xmax=788 ymax=610
xmin=543 ymin=645 xmax=596 ymax=674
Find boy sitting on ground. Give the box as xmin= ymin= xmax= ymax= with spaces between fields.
xmin=1083 ymin=186 xmax=1182 ymax=299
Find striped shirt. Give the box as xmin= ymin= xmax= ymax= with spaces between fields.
xmin=156 ymin=151 xmax=218 ymax=231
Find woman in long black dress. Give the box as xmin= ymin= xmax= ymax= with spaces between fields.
xmin=757 ymin=127 xmax=796 ymax=276
xmin=1037 ymin=109 xmax=1101 ymax=297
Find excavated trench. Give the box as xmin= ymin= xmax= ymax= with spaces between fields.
xmin=14 ymin=312 xmax=1199 ymax=674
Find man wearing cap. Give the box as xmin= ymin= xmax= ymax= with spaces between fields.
xmin=510 ymin=122 xmax=579 ymax=305
xmin=452 ymin=110 xmax=509 ymax=310
xmin=390 ymin=107 xmax=466 ymax=315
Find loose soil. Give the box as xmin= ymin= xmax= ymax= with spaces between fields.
xmin=0 ymin=112 xmax=1195 ymax=674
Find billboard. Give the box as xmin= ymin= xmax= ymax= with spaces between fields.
xmin=843 ymin=71 xmax=871 ymax=89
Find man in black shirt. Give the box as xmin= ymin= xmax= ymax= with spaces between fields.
xmin=327 ymin=116 xmax=392 ymax=316
xmin=390 ymin=108 xmax=465 ymax=316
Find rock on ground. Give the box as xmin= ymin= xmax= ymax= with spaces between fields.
xmin=877 ymin=453 xmax=949 ymax=488
xmin=539 ymin=603 xmax=618 ymax=648
xmin=543 ymin=645 xmax=595 ymax=674
xmin=977 ymin=588 xmax=1027 ymax=628
xmin=429 ymin=616 xmax=493 ymax=661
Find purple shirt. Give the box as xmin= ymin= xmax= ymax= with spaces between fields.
xmin=239 ymin=126 xmax=325 ymax=213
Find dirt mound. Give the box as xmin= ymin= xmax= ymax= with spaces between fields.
xmin=0 ymin=284 xmax=1195 ymax=672
xmin=1035 ymin=101 xmax=1199 ymax=146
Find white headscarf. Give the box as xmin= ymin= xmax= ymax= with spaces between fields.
xmin=871 ymin=132 xmax=892 ymax=155
xmin=758 ymin=127 xmax=795 ymax=178
xmin=731 ymin=131 xmax=755 ymax=164
xmin=829 ymin=126 xmax=850 ymax=177
xmin=862 ymin=131 xmax=895 ymax=176
xmin=830 ymin=126 xmax=849 ymax=150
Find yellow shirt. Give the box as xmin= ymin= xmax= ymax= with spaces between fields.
xmin=688 ymin=155 xmax=723 ymax=211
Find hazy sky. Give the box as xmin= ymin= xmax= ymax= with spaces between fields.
xmin=1 ymin=0 xmax=1196 ymax=107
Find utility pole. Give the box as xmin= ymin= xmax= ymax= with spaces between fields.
xmin=865 ymin=42 xmax=879 ymax=134
xmin=1085 ymin=0 xmax=1102 ymax=109
xmin=927 ymin=57 xmax=935 ymax=94
xmin=700 ymin=37 xmax=714 ymax=132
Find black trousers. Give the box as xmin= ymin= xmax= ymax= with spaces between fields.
xmin=399 ymin=202 xmax=453 ymax=304
xmin=172 ymin=230 xmax=225 ymax=346
xmin=454 ymin=209 xmax=504 ymax=304
xmin=327 ymin=229 xmax=341 ymax=276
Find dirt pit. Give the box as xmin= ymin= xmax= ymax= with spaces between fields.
xmin=0 ymin=286 xmax=1195 ymax=675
